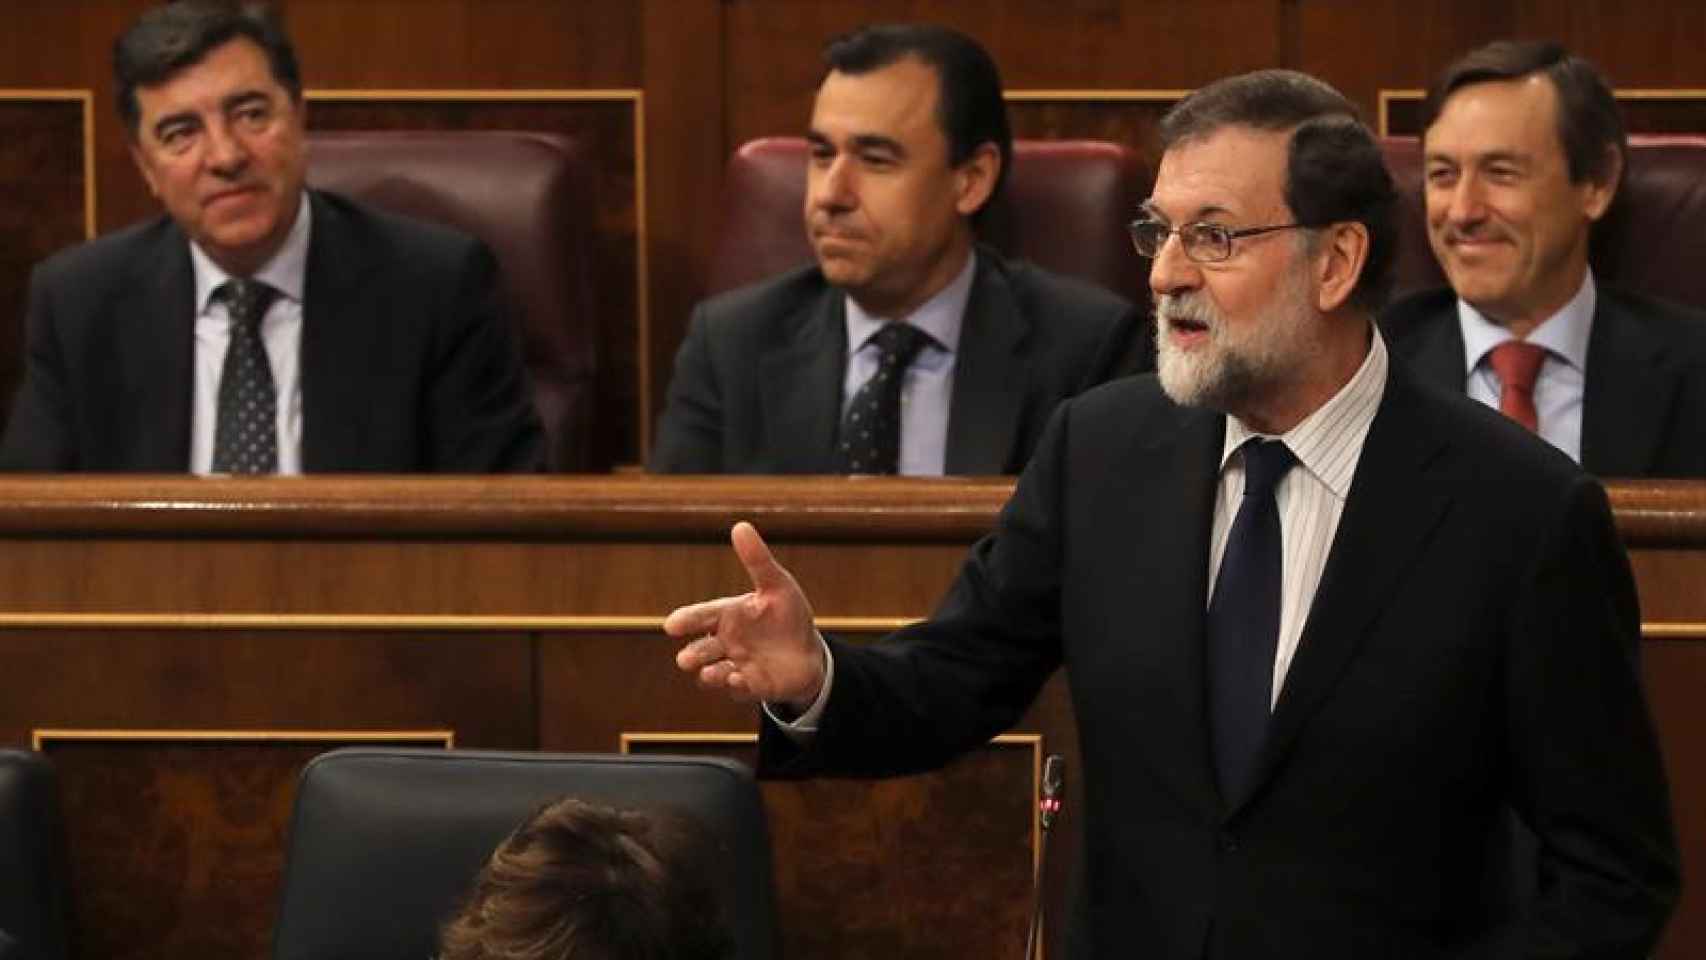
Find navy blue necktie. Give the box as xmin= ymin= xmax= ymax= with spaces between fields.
xmin=836 ymin=323 xmax=931 ymax=474
xmin=1207 ymin=438 xmax=1296 ymax=802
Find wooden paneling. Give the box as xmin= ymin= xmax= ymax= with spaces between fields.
xmin=0 ymin=95 xmax=87 ymax=434
xmin=0 ymin=477 xmax=1694 ymax=958
xmin=1384 ymin=89 xmax=1706 ymax=137
xmin=41 ymin=733 xmax=451 ymax=960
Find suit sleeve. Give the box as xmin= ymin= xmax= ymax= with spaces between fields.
xmin=649 ymin=303 xmax=725 ymax=473
xmin=760 ymin=397 xmax=1071 ymax=777
xmin=0 ymin=264 xmax=76 ymax=470
xmin=425 ymin=241 xmax=545 ymax=472
xmin=1463 ymin=476 xmax=1680 ymax=958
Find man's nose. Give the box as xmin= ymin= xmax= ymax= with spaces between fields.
xmin=204 ymin=119 xmax=250 ymax=174
xmin=1147 ymin=230 xmax=1202 ymax=298
xmin=812 ymin=156 xmax=856 ymax=210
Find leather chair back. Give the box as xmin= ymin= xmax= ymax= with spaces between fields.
xmin=705 ymin=137 xmax=1152 ymax=307
xmin=0 ymin=750 xmax=69 ymax=960
xmin=1383 ymin=134 xmax=1706 ymax=311
xmin=272 ymin=748 xmax=776 ymax=960
xmin=306 ymin=131 xmax=600 ymax=469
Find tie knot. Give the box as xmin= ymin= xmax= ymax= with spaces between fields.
xmin=870 ymin=323 xmax=931 ymax=370
xmin=1239 ymin=439 xmax=1295 ymax=497
xmin=217 ymin=279 xmax=278 ymax=332
xmin=1488 ymin=340 xmax=1546 ymax=392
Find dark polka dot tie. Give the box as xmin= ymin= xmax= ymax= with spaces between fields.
xmin=211 ymin=278 xmax=280 ymax=474
xmin=835 ymin=323 xmax=931 ymax=475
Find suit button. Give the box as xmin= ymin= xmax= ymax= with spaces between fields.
xmin=1219 ymin=832 xmax=1240 ymax=853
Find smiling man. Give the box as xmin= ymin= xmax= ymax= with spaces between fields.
xmin=667 ymin=69 xmax=1677 ymax=957
xmin=0 ymin=1 xmax=543 ymax=473
xmin=1382 ymin=40 xmax=1706 ymax=476
xmin=650 ymin=24 xmax=1142 ymax=476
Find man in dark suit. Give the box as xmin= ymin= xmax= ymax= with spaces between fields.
xmin=668 ymin=70 xmax=1679 ymax=958
xmin=0 ymin=1 xmax=542 ymax=473
xmin=1382 ymin=40 xmax=1706 ymax=477
xmin=650 ymin=24 xmax=1139 ymax=475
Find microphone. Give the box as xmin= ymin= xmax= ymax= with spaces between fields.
xmin=1024 ymin=754 xmax=1066 ymax=960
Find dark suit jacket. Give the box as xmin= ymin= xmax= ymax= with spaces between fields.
xmin=762 ymin=360 xmax=1679 ymax=959
xmin=1382 ymin=285 xmax=1706 ymax=477
xmin=650 ymin=250 xmax=1144 ymax=474
xmin=0 ymin=190 xmax=544 ymax=472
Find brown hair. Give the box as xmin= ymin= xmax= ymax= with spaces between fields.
xmin=439 ymin=798 xmax=732 ymax=960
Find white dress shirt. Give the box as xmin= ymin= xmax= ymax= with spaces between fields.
xmin=1211 ymin=330 xmax=1388 ymax=707
xmin=841 ymin=251 xmax=975 ymax=476
xmin=188 ymin=192 xmax=310 ymax=474
xmin=777 ymin=328 xmax=1391 ymax=730
xmin=1457 ymin=270 xmax=1595 ymax=464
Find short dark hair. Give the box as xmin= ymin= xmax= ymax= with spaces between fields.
xmin=1422 ymin=40 xmax=1625 ymax=190
xmin=822 ymin=23 xmax=1012 ymax=218
xmin=114 ymin=1 xmax=302 ymax=140
xmin=439 ymin=798 xmax=733 ymax=960
xmin=1160 ymin=69 xmax=1398 ymax=313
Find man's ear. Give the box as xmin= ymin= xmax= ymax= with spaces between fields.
xmin=1314 ymin=220 xmax=1370 ymax=313
xmin=1581 ymin=143 xmax=1622 ymax=223
xmin=953 ymin=142 xmax=1001 ymax=217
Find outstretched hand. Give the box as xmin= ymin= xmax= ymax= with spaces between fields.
xmin=666 ymin=522 xmax=827 ymax=710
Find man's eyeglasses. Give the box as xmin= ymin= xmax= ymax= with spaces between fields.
xmin=1127 ymin=218 xmax=1317 ymax=264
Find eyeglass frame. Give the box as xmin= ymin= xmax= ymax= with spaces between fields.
xmin=1127 ymin=217 xmax=1321 ymax=264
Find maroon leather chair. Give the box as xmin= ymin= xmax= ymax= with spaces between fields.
xmin=1382 ymin=134 xmax=1706 ymax=311
xmin=704 ymin=137 xmax=1152 ymax=309
xmin=306 ymin=131 xmax=599 ymax=470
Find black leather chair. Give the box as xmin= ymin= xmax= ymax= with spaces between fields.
xmin=271 ymin=748 xmax=776 ymax=960
xmin=0 ymin=750 xmax=69 ymax=960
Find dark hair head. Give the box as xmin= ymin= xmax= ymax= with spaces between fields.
xmin=114 ymin=1 xmax=302 ymax=140
xmin=822 ymin=23 xmax=1012 ymax=218
xmin=1160 ymin=69 xmax=1398 ymax=312
xmin=439 ymin=799 xmax=733 ymax=960
xmin=1422 ymin=40 xmax=1624 ymax=191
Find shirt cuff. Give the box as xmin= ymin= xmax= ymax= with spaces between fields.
xmin=762 ymin=631 xmax=834 ymax=742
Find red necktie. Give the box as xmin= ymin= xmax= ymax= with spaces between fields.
xmin=1488 ymin=340 xmax=1546 ymax=433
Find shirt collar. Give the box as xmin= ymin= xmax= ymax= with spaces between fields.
xmin=844 ymin=249 xmax=976 ymax=354
xmin=1222 ymin=326 xmax=1389 ymax=501
xmin=1456 ymin=269 xmax=1596 ymax=374
xmin=191 ymin=190 xmax=312 ymax=314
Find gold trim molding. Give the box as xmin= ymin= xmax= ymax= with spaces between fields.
xmin=32 ymin=727 xmax=454 ymax=750
xmin=0 ymin=612 xmax=917 ymax=632
xmin=0 ymin=89 xmax=96 ymax=239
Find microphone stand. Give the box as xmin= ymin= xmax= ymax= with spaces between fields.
xmin=1024 ymin=754 xmax=1066 ymax=960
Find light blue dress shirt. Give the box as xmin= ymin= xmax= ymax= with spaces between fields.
xmin=1457 ymin=270 xmax=1596 ymax=464
xmin=841 ymin=252 xmax=976 ymax=476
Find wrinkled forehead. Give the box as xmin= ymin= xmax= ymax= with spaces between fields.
xmin=1148 ymin=125 xmax=1293 ymax=224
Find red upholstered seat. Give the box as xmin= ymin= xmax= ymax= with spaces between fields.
xmin=1383 ymin=134 xmax=1706 ymax=311
xmin=704 ymin=137 xmax=1153 ymax=309
xmin=306 ymin=131 xmax=600 ymax=470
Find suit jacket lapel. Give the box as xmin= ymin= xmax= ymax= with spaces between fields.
xmin=1408 ymin=306 xmax=1468 ymax=393
xmin=1124 ymin=404 xmax=1225 ymax=814
xmin=300 ymin=192 xmax=382 ymax=471
xmin=1580 ymin=294 xmax=1671 ymax=476
xmin=119 ymin=230 xmax=195 ymax=470
xmin=758 ymin=290 xmax=845 ymax=472
xmin=1233 ymin=365 xmax=1453 ymax=815
xmin=945 ymin=257 xmax=1027 ymax=474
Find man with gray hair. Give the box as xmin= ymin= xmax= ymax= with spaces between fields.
xmin=668 ymin=68 xmax=1678 ymax=957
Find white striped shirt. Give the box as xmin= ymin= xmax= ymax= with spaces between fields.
xmin=1209 ymin=330 xmax=1389 ymax=708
